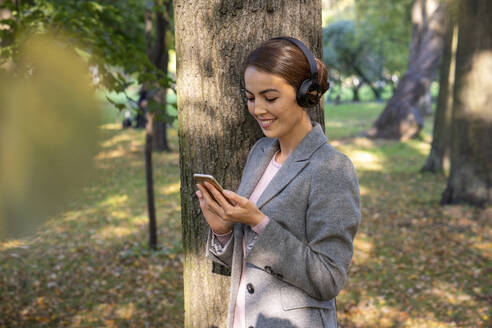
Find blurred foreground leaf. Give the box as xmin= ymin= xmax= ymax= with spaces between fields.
xmin=0 ymin=34 xmax=102 ymax=238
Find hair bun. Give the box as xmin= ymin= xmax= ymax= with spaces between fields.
xmin=315 ymin=58 xmax=330 ymax=95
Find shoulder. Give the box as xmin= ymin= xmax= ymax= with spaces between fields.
xmin=309 ymin=143 xmax=358 ymax=186
xmin=246 ymin=136 xmax=275 ymax=158
xmin=312 ymin=142 xmax=355 ymax=172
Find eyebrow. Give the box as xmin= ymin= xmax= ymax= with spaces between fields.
xmin=244 ymin=88 xmax=280 ymax=95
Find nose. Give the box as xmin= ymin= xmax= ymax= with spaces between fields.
xmin=251 ymin=100 xmax=268 ymax=117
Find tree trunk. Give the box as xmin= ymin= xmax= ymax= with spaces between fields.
xmin=352 ymin=86 xmax=360 ymax=102
xmin=145 ymin=113 xmax=158 ymax=249
xmin=441 ymin=0 xmax=492 ymax=207
xmin=174 ymin=1 xmax=324 ymax=327
xmin=352 ymin=64 xmax=381 ymax=100
xmin=366 ymin=0 xmax=447 ymax=140
xmin=418 ymin=89 xmax=433 ymax=116
xmin=421 ymin=22 xmax=457 ymax=173
xmin=142 ymin=2 xmax=167 ymax=250
xmin=352 ymin=81 xmax=362 ymax=102
xmin=151 ymin=1 xmax=172 ymax=152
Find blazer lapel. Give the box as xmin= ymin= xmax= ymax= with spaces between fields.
xmin=236 ymin=139 xmax=279 ymax=199
xmin=255 ymin=159 xmax=309 ymax=209
xmin=236 ymin=121 xmax=328 ymax=209
xmin=255 ymin=122 xmax=328 ymax=209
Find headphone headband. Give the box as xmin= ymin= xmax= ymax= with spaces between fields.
xmin=271 ymin=36 xmax=319 ymax=83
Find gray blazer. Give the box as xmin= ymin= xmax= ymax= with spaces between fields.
xmin=206 ymin=121 xmax=361 ymax=328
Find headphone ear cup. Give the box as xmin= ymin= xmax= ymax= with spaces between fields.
xmin=297 ymin=79 xmax=322 ymax=107
xmin=306 ymin=82 xmax=322 ymax=106
xmin=297 ymin=79 xmax=312 ymax=107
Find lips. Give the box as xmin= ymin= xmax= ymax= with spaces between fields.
xmin=259 ymin=118 xmax=276 ymax=129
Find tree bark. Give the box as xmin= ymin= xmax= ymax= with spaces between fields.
xmin=366 ymin=0 xmax=447 ymax=140
xmin=441 ymin=0 xmax=492 ymax=207
xmin=421 ymin=22 xmax=457 ymax=173
xmin=174 ymin=1 xmax=324 ymax=327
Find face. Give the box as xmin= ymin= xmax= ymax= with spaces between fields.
xmin=244 ymin=66 xmax=309 ymax=140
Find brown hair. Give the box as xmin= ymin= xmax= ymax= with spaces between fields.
xmin=244 ymin=38 xmax=330 ymax=97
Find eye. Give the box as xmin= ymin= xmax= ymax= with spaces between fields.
xmin=266 ymin=97 xmax=278 ymax=103
xmin=247 ymin=97 xmax=255 ymax=102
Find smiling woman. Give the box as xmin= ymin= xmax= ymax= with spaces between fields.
xmin=196 ymin=37 xmax=360 ymax=328
xmin=243 ymin=67 xmax=313 ymax=163
xmin=243 ymin=38 xmax=330 ymax=163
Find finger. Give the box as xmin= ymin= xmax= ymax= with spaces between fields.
xmin=223 ymin=190 xmax=245 ymax=206
xmin=196 ymin=183 xmax=215 ymax=202
xmin=197 ymin=184 xmax=213 ymax=203
xmin=205 ymin=182 xmax=234 ymax=210
xmin=196 ymin=184 xmax=212 ymax=204
xmin=197 ymin=184 xmax=224 ymax=216
xmin=196 ymin=189 xmax=207 ymax=211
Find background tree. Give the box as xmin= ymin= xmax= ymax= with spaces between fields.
xmin=366 ymin=0 xmax=447 ymax=140
xmin=143 ymin=0 xmax=174 ymax=249
xmin=441 ymin=0 xmax=492 ymax=207
xmin=323 ymin=19 xmax=382 ymax=100
xmin=354 ymin=0 xmax=414 ymax=92
xmin=174 ymin=1 xmax=325 ymax=326
xmin=322 ymin=0 xmax=413 ymax=103
xmin=0 ymin=0 xmax=174 ymax=127
xmin=421 ymin=18 xmax=457 ymax=173
xmin=144 ymin=0 xmax=174 ymax=152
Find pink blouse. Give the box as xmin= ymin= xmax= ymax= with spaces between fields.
xmin=213 ymin=150 xmax=282 ymax=328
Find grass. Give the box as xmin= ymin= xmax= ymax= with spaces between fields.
xmin=1 ymin=102 xmax=491 ymax=327
xmin=324 ymin=102 xmax=385 ymax=140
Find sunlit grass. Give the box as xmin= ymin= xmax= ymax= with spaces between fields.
xmin=324 ymin=102 xmax=384 ymax=140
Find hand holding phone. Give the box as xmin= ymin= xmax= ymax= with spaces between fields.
xmin=195 ymin=173 xmax=266 ymax=228
xmin=193 ymin=174 xmax=235 ymax=205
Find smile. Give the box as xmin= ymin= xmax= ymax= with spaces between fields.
xmin=259 ymin=118 xmax=276 ymax=129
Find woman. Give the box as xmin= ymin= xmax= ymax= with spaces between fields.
xmin=196 ymin=37 xmax=360 ymax=328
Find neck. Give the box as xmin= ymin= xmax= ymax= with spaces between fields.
xmin=277 ymin=115 xmax=313 ymax=160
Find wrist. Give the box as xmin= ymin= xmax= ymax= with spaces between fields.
xmin=212 ymin=227 xmax=233 ymax=235
xmin=250 ymin=212 xmax=265 ymax=228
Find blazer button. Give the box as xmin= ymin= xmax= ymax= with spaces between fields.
xmin=264 ymin=266 xmax=273 ymax=274
xmin=246 ymin=283 xmax=254 ymax=294
xmin=248 ymin=326 xmax=254 ymax=328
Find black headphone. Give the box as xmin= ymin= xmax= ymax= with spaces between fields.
xmin=271 ymin=36 xmax=322 ymax=107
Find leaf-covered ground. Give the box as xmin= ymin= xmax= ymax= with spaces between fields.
xmin=1 ymin=103 xmax=490 ymax=327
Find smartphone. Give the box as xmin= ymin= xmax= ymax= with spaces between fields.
xmin=193 ymin=174 xmax=234 ymax=205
